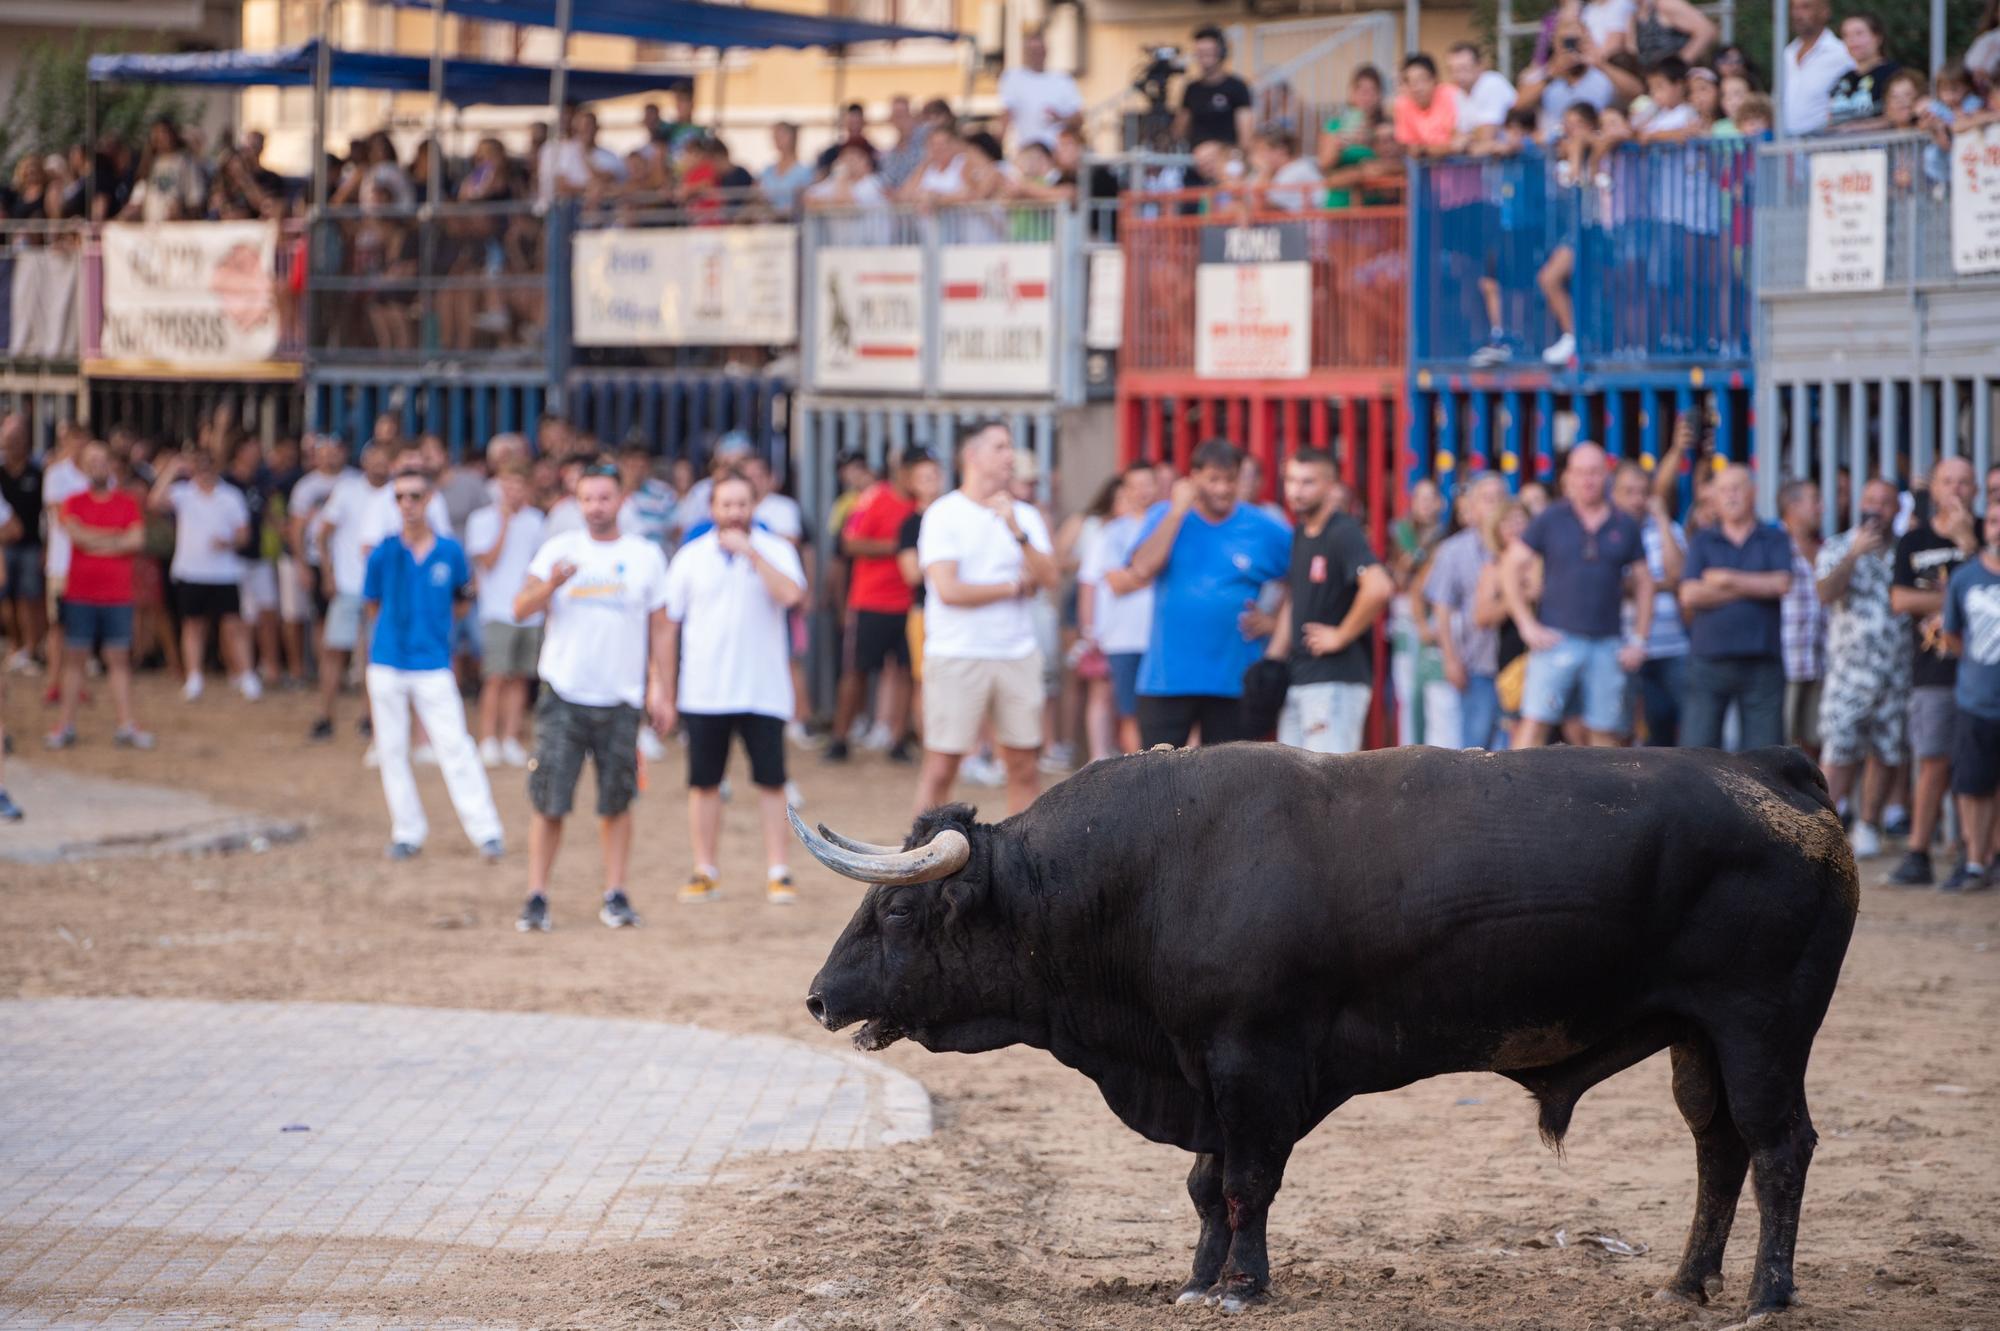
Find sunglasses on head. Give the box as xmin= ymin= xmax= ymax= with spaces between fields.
xmin=582 ymin=462 xmax=621 ymax=480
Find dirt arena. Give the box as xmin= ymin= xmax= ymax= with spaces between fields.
xmin=4 ymin=678 xmax=1997 ymax=1330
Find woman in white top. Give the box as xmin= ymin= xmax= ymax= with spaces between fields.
xmin=900 ymin=123 xmax=969 ymax=202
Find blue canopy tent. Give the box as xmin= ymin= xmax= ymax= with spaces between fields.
xmin=85 ymin=41 xmax=691 ymax=105
xmin=374 ymin=0 xmax=962 ymax=50
xmin=376 ymin=0 xmax=971 ymax=176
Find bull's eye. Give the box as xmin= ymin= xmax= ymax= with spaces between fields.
xmin=884 ymin=903 xmax=914 ymax=926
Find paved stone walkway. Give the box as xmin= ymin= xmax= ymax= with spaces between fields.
xmin=0 ymin=998 xmax=930 ymax=1328
xmin=0 ymin=762 xmax=303 ymax=866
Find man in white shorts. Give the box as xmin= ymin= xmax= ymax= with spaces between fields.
xmin=913 ymin=420 xmax=1056 ymax=816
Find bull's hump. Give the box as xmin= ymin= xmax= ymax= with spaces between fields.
xmin=1709 ymin=762 xmax=1859 ymax=912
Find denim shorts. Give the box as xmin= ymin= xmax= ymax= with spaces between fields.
xmin=1107 ymin=652 xmax=1143 ymax=718
xmin=1521 ymin=633 xmax=1631 ymax=735
xmin=3 ymin=544 xmax=44 ymax=601
xmin=63 ymin=602 xmax=133 ymax=651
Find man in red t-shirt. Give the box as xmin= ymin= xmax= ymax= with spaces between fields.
xmin=825 ymin=449 xmax=923 ymax=763
xmin=50 ymin=439 xmax=153 ymax=750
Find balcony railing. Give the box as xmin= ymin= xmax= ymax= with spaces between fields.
xmin=1411 ymin=141 xmax=1757 ymax=369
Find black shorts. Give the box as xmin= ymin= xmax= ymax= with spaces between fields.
xmin=528 ymin=690 xmax=642 ymax=818
xmin=845 ymin=609 xmax=911 ymax=676
xmin=174 ymin=579 xmax=241 ymax=620
xmin=684 ymin=711 xmax=787 ymax=790
xmin=1137 ymin=694 xmax=1255 ymax=750
xmin=1950 ymin=710 xmax=2000 ymax=797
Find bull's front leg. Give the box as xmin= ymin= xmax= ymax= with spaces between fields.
xmin=1201 ymin=1047 xmax=1309 ymax=1312
xmin=1176 ymin=1151 xmax=1230 ymax=1304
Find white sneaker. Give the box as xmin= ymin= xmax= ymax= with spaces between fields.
xmin=181 ymin=673 xmax=204 ymax=702
xmin=1850 ymin=822 xmax=1882 ymax=859
xmin=500 ymin=737 xmax=530 ymax=768
xmin=4 ymin=649 xmax=35 ymax=675
xmin=479 ymin=738 xmax=503 ymax=768
xmin=1541 ymin=332 xmax=1576 ymax=365
xmin=637 ymin=728 xmax=668 ymax=761
xmin=847 ymin=717 xmax=872 ymax=745
xmin=413 ymin=744 xmax=438 ymax=766
xmin=960 ymin=753 xmax=1007 ymax=787
xmin=235 ymin=672 xmax=263 ymax=702
xmin=784 ymin=780 xmax=805 ymax=809
xmin=363 ymin=743 xmax=380 ymax=768
xmin=785 ymin=721 xmax=814 ymax=749
xmin=860 ymin=723 xmax=896 ymax=752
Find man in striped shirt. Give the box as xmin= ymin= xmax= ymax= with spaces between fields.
xmin=1778 ymin=479 xmax=1827 ymax=762
xmin=1613 ymin=462 xmax=1688 ymax=746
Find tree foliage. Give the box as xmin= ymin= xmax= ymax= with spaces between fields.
xmin=1 ymin=31 xmax=202 ymax=175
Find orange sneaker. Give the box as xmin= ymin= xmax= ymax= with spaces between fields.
xmin=766 ymin=873 xmax=797 ymax=906
xmin=678 ymin=872 xmax=719 ymax=904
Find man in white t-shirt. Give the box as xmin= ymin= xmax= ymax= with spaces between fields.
xmin=40 ymin=422 xmax=89 ymax=704
xmin=998 ymin=31 xmax=1083 ymax=150
xmin=512 ymin=462 xmax=673 ymax=933
xmin=1780 ymin=0 xmax=1855 ymax=136
xmin=538 ymin=110 xmax=628 ymax=204
xmin=147 ymin=449 xmax=258 ymax=702
xmin=1447 ymin=42 xmax=1518 ymax=135
xmin=915 ymin=420 xmax=1057 ymax=815
xmin=659 ymin=471 xmax=808 ymax=906
xmin=309 ymin=443 xmax=394 ymax=743
xmin=1249 ymin=125 xmax=1325 ymax=211
xmin=464 ymin=462 xmax=546 ymax=769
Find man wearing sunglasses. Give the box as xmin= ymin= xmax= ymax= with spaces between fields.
xmin=360 ymin=468 xmax=504 ymax=863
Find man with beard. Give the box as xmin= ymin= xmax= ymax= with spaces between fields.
xmin=1892 ymin=457 xmax=1979 ymax=870
xmin=512 ymin=463 xmax=673 ymax=932
xmin=47 ymin=440 xmax=152 ymax=750
xmin=658 ymin=470 xmax=807 ymax=906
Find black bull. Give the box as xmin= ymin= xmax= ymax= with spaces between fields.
xmin=798 ymin=743 xmax=1857 ymax=1317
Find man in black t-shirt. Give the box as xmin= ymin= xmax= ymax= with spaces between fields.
xmin=1266 ymin=449 xmax=1393 ymax=753
xmin=1889 ymin=456 xmax=1979 ymax=878
xmin=1 ymin=414 xmax=47 ymax=672
xmin=1174 ymin=26 xmax=1255 ymax=149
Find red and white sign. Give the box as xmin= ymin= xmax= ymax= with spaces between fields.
xmin=1951 ymin=122 xmax=2000 ymax=276
xmin=1195 ymin=259 xmax=1310 ymax=378
xmin=810 ymin=246 xmax=924 ymax=391
xmin=936 ymin=244 xmax=1055 ymax=394
xmin=100 ymin=221 xmax=279 ymax=366
xmin=1806 ymin=148 xmax=1887 ymax=292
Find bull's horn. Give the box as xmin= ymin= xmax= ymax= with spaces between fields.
xmin=788 ymin=806 xmax=970 ymax=884
xmin=817 ymin=824 xmax=906 ymax=856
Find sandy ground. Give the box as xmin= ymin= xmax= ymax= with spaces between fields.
xmin=2 ymin=676 xmax=1997 ymax=1330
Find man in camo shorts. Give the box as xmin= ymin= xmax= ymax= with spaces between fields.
xmin=1814 ymin=477 xmax=1909 ymax=861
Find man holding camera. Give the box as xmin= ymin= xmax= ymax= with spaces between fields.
xmin=1815 ymin=478 xmax=1909 ymax=866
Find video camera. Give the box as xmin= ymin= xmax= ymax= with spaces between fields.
xmin=1133 ymin=44 xmax=1186 ymax=112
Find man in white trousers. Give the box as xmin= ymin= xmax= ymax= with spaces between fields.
xmin=360 ymin=468 xmax=504 ymax=862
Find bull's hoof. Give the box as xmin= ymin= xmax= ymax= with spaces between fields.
xmin=1717 ymin=1313 xmax=1776 ymax=1331
xmin=1653 ymin=1272 xmax=1723 ymax=1306
xmin=1173 ymin=1279 xmax=1211 ymax=1306
xmin=1201 ymin=1277 xmax=1269 ymax=1314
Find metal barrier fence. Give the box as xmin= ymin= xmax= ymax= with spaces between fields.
xmin=308 ymin=370 xmax=553 ymax=454
xmin=1405 ymin=369 xmax=1754 ymax=516
xmin=798 ymin=198 xmax=1085 ymax=404
xmin=89 ymin=378 xmax=306 ymax=448
xmin=1752 ymin=131 xmax=1994 ymax=297
xmin=565 ymin=369 xmax=792 ymax=477
xmin=1411 ymin=142 xmax=1756 ymax=369
xmin=1118 ymin=186 xmax=1406 ymax=380
xmin=306 ymin=201 xmax=556 ymax=369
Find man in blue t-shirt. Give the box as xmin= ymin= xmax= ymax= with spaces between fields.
xmin=362 ymin=466 xmax=503 ymax=863
xmin=1940 ymin=502 xmax=2000 ymax=893
xmin=1678 ymin=465 xmax=1793 ymax=750
xmin=1123 ymin=440 xmax=1292 ymax=748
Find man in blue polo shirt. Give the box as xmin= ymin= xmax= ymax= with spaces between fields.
xmin=1124 ymin=439 xmax=1291 ymax=748
xmin=1503 ymin=442 xmax=1655 ymax=747
xmin=363 ymin=466 xmax=504 ymax=863
xmin=1679 ymin=464 xmax=1793 ymax=750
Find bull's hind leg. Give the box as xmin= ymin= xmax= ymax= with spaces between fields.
xmin=1175 ymin=1152 xmax=1230 ymax=1305
xmin=1657 ymin=1038 xmax=1750 ymax=1306
xmin=1714 ymin=1038 xmax=1819 ymax=1316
